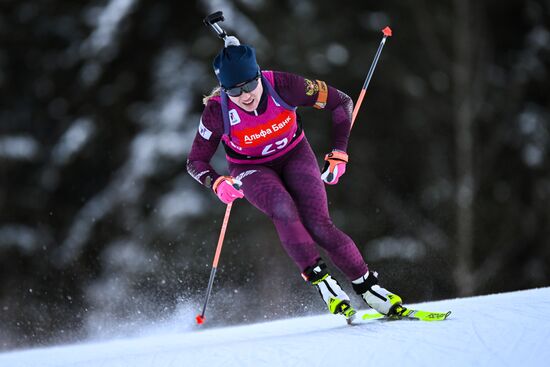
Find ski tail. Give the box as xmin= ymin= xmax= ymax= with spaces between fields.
xmin=340 ymin=302 xmax=357 ymax=324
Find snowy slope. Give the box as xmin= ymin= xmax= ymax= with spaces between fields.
xmin=2 ymin=287 xmax=550 ymax=367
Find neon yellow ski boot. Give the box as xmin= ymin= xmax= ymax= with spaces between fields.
xmin=352 ymin=271 xmax=402 ymax=316
xmin=302 ymin=260 xmax=357 ymax=323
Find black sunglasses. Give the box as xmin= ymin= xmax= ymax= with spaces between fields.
xmin=224 ymin=75 xmax=261 ymax=97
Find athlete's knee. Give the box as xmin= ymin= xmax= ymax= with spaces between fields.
xmin=269 ymin=197 xmax=300 ymax=222
xmin=303 ymin=214 xmax=332 ymax=232
xmin=303 ymin=218 xmax=340 ymax=244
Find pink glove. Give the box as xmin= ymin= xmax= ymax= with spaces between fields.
xmin=212 ymin=176 xmax=244 ymax=204
xmin=321 ymin=150 xmax=348 ymax=185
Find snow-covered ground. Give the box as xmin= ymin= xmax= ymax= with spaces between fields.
xmin=1 ymin=287 xmax=549 ymax=367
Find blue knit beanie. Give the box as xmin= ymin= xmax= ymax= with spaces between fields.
xmin=213 ymin=37 xmax=260 ymax=89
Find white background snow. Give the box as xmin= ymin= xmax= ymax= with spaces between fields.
xmin=1 ymin=287 xmax=549 ymax=367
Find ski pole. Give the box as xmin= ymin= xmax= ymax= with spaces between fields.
xmin=195 ymin=11 xmax=237 ymax=326
xmin=196 ymin=202 xmax=233 ymax=325
xmin=351 ymin=26 xmax=393 ymax=128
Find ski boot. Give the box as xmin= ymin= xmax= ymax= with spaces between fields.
xmin=352 ymin=271 xmax=403 ymax=317
xmin=302 ymin=260 xmax=357 ymax=324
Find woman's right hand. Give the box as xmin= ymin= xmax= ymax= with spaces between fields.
xmin=213 ymin=176 xmax=244 ymax=204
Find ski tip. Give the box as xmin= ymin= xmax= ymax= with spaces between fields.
xmin=382 ymin=26 xmax=393 ymax=37
xmin=445 ymin=311 xmax=452 ymax=319
xmin=195 ymin=314 xmax=205 ymax=325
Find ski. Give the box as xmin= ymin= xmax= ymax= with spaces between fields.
xmin=361 ymin=306 xmax=451 ymax=322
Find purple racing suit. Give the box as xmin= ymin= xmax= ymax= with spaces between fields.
xmin=187 ymin=70 xmax=368 ymax=280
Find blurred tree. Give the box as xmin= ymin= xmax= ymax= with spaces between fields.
xmin=453 ymin=0 xmax=476 ymax=296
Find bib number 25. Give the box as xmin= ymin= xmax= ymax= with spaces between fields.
xmin=262 ymin=138 xmax=288 ymax=155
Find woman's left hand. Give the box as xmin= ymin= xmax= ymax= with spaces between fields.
xmin=213 ymin=176 xmax=245 ymax=204
xmin=321 ymin=150 xmax=348 ymax=185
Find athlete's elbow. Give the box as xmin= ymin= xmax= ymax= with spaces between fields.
xmin=339 ymin=90 xmax=353 ymax=108
xmin=186 ymin=158 xmax=196 ymax=175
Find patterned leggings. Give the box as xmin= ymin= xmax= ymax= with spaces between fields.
xmin=229 ymin=138 xmax=368 ymax=280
